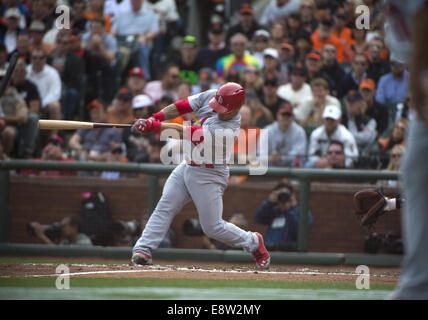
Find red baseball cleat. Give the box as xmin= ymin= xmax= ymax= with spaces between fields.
xmin=252 ymin=233 xmax=270 ymax=270
xmin=131 ymin=251 xmax=152 ymax=266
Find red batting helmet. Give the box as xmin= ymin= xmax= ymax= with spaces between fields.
xmin=208 ymin=82 xmax=246 ymax=114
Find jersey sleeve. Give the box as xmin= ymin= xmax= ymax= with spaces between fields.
xmin=187 ymin=89 xmax=217 ymax=112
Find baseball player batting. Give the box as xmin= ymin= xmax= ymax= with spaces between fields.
xmin=130 ymin=82 xmax=270 ymax=269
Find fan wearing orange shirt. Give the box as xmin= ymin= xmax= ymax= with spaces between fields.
xmin=310 ymin=14 xmax=345 ymax=63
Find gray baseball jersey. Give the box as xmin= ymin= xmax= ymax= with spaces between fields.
xmin=133 ymin=89 xmax=259 ymax=257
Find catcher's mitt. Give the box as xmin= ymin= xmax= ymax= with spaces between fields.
xmin=353 ymin=190 xmax=386 ymax=227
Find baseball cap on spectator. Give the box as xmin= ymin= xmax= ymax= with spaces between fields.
xmin=132 ymin=94 xmax=153 ymax=109
xmin=5 ymin=7 xmax=21 ymax=19
xmin=254 ymin=29 xmax=270 ymax=39
xmin=263 ymin=48 xmax=279 ymax=61
xmin=280 ymin=42 xmax=294 ymax=51
xmin=129 ymin=67 xmax=145 ymax=78
xmin=278 ymin=102 xmax=293 ymax=116
xmin=390 ymin=56 xmax=405 ymax=66
xmin=48 ymin=135 xmax=64 ymax=146
xmin=306 ymin=51 xmax=322 ymax=61
xmin=239 ymin=3 xmax=254 ymax=15
xmin=346 ymin=90 xmax=364 ymax=102
xmin=29 ymin=20 xmax=46 ymax=32
xmin=116 ymin=87 xmax=133 ymax=101
xmin=320 ymin=13 xmax=334 ymax=27
xmin=87 ymin=99 xmax=104 ymax=111
xmin=359 ymin=78 xmax=376 ymax=91
xmin=181 ymin=35 xmax=197 ymax=49
xmin=322 ymin=105 xmax=342 ymax=120
xmin=334 ymin=7 xmax=346 ymax=19
xmin=290 ymin=62 xmax=307 ymax=76
xmin=209 ymin=24 xmax=224 ymax=34
xmin=264 ymin=73 xmax=279 ymax=86
xmin=198 ymin=67 xmax=215 ymax=87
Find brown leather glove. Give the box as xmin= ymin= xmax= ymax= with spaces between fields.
xmin=353 ymin=190 xmax=386 ymax=227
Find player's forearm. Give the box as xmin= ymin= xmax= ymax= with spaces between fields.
xmin=152 ymin=99 xmax=193 ymax=121
xmin=160 ymin=122 xmax=184 ymax=138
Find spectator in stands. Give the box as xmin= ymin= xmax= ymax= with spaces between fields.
xmin=259 ymin=73 xmax=289 ymax=118
xmin=0 ymin=7 xmax=24 ymax=54
xmin=300 ymin=0 xmax=318 ymax=34
xmin=226 ymin=3 xmax=261 ymax=45
xmin=144 ymin=63 xmax=180 ymax=108
xmin=337 ymin=53 xmax=369 ymax=99
xmin=277 ymin=62 xmax=312 ymax=110
xmin=278 ymin=42 xmax=294 ymax=81
xmin=375 ymin=119 xmax=407 ymax=168
xmin=21 ymin=135 xmax=76 ymax=176
xmin=174 ymin=35 xmax=203 ymax=86
xmin=375 ymin=57 xmax=409 ymax=105
xmin=146 ymin=133 xmax=166 ymax=164
xmin=145 ymin=0 xmax=183 ymax=68
xmin=286 ymin=12 xmax=303 ymax=44
xmin=0 ymin=74 xmax=29 ymax=158
xmin=269 ymin=21 xmax=289 ymax=52
xmin=126 ymin=67 xmax=147 ymax=97
xmin=123 ymin=94 xmax=154 ymax=163
xmin=306 ymin=105 xmax=359 ymax=168
xmin=294 ymin=77 xmax=341 ymax=128
xmin=197 ymin=24 xmax=230 ymax=71
xmin=28 ymin=0 xmax=55 ymax=30
xmin=100 ymin=143 xmax=128 ymax=180
xmin=29 ymin=216 xmax=92 ymax=246
xmin=8 ymin=32 xmax=31 ymax=64
xmin=70 ymin=0 xmax=88 ymax=36
xmin=293 ymin=29 xmax=312 ymax=61
xmin=28 ymin=20 xmax=53 ymax=55
xmin=262 ymin=47 xmax=286 ymax=85
xmin=304 ymin=50 xmax=332 ymax=86
xmin=12 ymin=60 xmax=41 ymax=116
xmin=310 ymin=13 xmax=344 ymax=63
xmin=342 ymin=90 xmax=377 ymax=154
xmin=260 ymin=0 xmax=300 ymax=27
xmin=216 ymin=33 xmax=260 ymax=83
xmin=378 ymin=144 xmax=405 ymax=188
xmin=250 ymin=29 xmax=271 ymax=68
xmin=246 ymin=90 xmax=274 ymax=128
xmin=254 ymin=182 xmax=312 ymax=251
xmin=325 ymin=140 xmax=346 ymax=169
xmin=107 ymin=87 xmax=134 ymax=125
xmin=344 ymin=25 xmax=368 ymax=63
xmin=262 ymin=102 xmax=307 ymax=167
xmin=26 ymin=47 xmax=62 ymax=121
xmin=241 ymin=65 xmax=263 ymax=97
xmin=0 ymin=43 xmax=7 ymax=71
xmin=359 ymin=78 xmax=389 ymax=137
xmin=366 ymin=37 xmax=390 ymax=84
xmin=82 ymin=17 xmax=117 ymax=104
xmin=331 ymin=8 xmax=352 ymax=47
xmin=319 ymin=43 xmax=345 ymax=97
xmin=191 ymin=67 xmax=219 ymax=95
xmin=1 ymin=1 xmax=29 ymax=28
xmin=84 ymin=0 xmax=113 ymax=33
xmin=112 ymin=0 xmax=159 ymax=80
xmin=68 ymin=100 xmax=122 ymax=162
xmin=48 ymin=29 xmax=86 ymax=120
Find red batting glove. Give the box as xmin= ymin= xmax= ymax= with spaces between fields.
xmin=131 ymin=118 xmax=161 ymax=134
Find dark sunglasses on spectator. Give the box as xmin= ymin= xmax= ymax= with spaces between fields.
xmin=32 ymin=55 xmax=46 ymax=60
xmin=327 ymin=150 xmax=343 ymax=155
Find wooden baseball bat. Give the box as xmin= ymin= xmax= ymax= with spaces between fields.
xmin=38 ymin=120 xmax=132 ymax=130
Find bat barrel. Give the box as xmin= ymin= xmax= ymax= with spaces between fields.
xmin=38 ymin=120 xmax=133 ymax=130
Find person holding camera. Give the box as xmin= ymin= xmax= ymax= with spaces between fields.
xmin=28 ymin=216 xmax=93 ymax=246
xmin=254 ymin=182 xmax=313 ymax=251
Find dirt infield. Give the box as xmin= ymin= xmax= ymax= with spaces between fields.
xmin=0 ymin=257 xmax=400 ymax=285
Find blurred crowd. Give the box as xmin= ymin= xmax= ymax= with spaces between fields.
xmin=0 ymin=0 xmax=408 ymax=177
